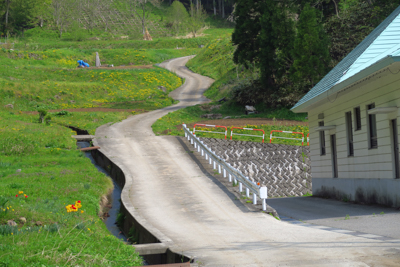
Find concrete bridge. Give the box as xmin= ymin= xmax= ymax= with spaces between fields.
xmin=94 ymin=56 xmax=400 ymax=266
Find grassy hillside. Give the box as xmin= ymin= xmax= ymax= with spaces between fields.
xmin=153 ymin=33 xmax=308 ymax=142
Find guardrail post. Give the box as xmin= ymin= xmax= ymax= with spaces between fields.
xmin=197 ymin=145 xmax=200 ymax=153
xmin=218 ymin=164 xmax=221 ymax=174
xmin=260 ymin=187 xmax=268 ymax=211
xmin=190 ymin=137 xmax=193 ymax=145
xmin=194 ymin=142 xmax=197 ymax=149
xmin=253 ymin=193 xmax=257 ymax=205
xmin=205 ymin=153 xmax=208 ymax=160
xmin=223 ymin=168 xmax=226 ymax=178
xmin=229 ymin=173 xmax=232 ymax=182
xmin=246 ymin=187 xmax=250 ymax=198
xmin=239 ymin=182 xmax=243 ymax=192
xmin=201 ymin=148 xmax=204 ymax=156
xmin=209 ymin=157 xmax=212 ymax=165
xmin=213 ymin=160 xmax=216 ymax=169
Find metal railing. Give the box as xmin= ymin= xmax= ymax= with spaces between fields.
xmin=183 ymin=124 xmax=268 ymax=210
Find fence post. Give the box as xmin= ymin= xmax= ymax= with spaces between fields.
xmin=260 ymin=187 xmax=268 ymax=211
xmin=253 ymin=193 xmax=257 ymax=205
xmin=223 ymin=168 xmax=226 ymax=178
xmin=246 ymin=187 xmax=250 ymax=198
xmin=213 ymin=160 xmax=216 ymax=170
xmin=239 ymin=182 xmax=243 ymax=192
xmin=229 ymin=173 xmax=232 ymax=182
xmin=218 ymin=164 xmax=221 ymax=174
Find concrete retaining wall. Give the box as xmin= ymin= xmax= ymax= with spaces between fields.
xmin=199 ymin=138 xmax=312 ymax=197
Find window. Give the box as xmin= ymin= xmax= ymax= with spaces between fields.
xmin=319 ymin=121 xmax=326 ymax=155
xmin=367 ymin=103 xmax=378 ymax=149
xmin=346 ymin=111 xmax=354 ymax=156
xmin=354 ymin=106 xmax=361 ymax=131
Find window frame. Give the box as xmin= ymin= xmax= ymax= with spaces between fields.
xmin=354 ymin=106 xmax=361 ymax=131
xmin=319 ymin=121 xmax=326 ymax=156
xmin=345 ymin=111 xmax=354 ymax=156
xmin=367 ymin=103 xmax=378 ymax=149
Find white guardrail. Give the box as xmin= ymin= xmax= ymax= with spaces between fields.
xmin=183 ymin=124 xmax=268 ymax=210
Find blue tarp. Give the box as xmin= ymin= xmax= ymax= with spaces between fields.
xmin=77 ymin=60 xmax=90 ymax=67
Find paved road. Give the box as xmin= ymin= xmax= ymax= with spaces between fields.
xmin=94 ymin=56 xmax=400 ymax=266
xmin=269 ymin=196 xmax=400 ymax=239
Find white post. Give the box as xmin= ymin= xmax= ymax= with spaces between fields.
xmin=253 ymin=193 xmax=257 ymax=205
xmin=197 ymin=145 xmax=200 ymax=152
xmin=218 ymin=164 xmax=221 ymax=174
xmin=246 ymin=187 xmax=250 ymax=198
xmin=213 ymin=160 xmax=216 ymax=170
xmin=205 ymin=153 xmax=208 ymax=160
xmin=229 ymin=173 xmax=232 ymax=182
xmin=194 ymin=142 xmax=197 ymax=149
xmin=239 ymin=182 xmax=243 ymax=192
xmin=209 ymin=157 xmax=212 ymax=165
xmin=262 ymin=199 xmax=266 ymax=211
xmin=187 ymin=135 xmax=190 ymax=141
xmin=223 ymin=168 xmax=226 ymax=177
xmin=234 ymin=178 xmax=237 ymax=184
xmin=201 ymin=149 xmax=204 ymax=156
xmin=191 ymin=138 xmax=193 ymax=145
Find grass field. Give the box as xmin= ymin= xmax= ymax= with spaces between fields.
xmin=0 ymin=32 xmax=209 ymax=265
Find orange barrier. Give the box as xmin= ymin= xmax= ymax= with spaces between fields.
xmin=230 ymin=127 xmax=265 ymax=143
xmin=270 ymin=130 xmax=304 ymax=146
xmin=193 ymin=124 xmax=228 ymax=139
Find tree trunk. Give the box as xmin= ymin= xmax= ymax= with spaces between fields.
xmin=213 ymin=0 xmax=216 ymax=15
xmin=5 ymin=0 xmax=11 ymax=31
xmin=142 ymin=3 xmax=145 ymax=34
xmin=218 ymin=0 xmax=221 ymax=16
xmin=222 ymin=0 xmax=225 ymax=18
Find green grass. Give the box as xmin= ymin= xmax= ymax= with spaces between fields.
xmin=0 ymin=111 xmax=142 ymax=266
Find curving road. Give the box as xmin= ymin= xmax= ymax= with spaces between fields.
xmin=94 ymin=56 xmax=400 ymax=266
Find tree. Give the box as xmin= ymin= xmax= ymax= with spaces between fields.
xmin=291 ymin=3 xmax=330 ymax=88
xmin=128 ymin=0 xmax=161 ymax=34
xmin=231 ymin=0 xmax=265 ymax=68
xmin=168 ymin=0 xmax=189 ymax=35
xmin=187 ymin=2 xmax=206 ymax=37
xmin=258 ymin=0 xmax=295 ymax=96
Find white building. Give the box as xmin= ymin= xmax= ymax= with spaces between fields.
xmin=291 ymin=6 xmax=400 ymax=207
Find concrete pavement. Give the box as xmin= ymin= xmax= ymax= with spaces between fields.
xmin=94 ymin=56 xmax=400 ymax=266
xmin=268 ymin=196 xmax=400 ymax=239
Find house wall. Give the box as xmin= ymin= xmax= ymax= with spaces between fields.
xmin=309 ymin=69 xmax=400 ymax=207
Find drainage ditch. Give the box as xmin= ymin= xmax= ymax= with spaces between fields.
xmin=72 ymin=129 xmax=190 ymax=265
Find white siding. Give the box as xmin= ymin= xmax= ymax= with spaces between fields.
xmin=308 ymin=70 xmax=400 ymax=180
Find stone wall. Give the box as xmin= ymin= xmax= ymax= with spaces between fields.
xmin=199 ymin=138 xmax=312 ymax=197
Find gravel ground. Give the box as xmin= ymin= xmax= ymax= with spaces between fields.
xmin=199 ymin=137 xmax=312 ymax=197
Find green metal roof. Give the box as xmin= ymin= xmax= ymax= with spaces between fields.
xmin=292 ymin=5 xmax=400 ymax=112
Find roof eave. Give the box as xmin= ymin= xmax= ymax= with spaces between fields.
xmin=291 ymin=56 xmax=400 ymax=113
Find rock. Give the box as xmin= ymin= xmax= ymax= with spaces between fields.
xmin=224 ymin=116 xmax=231 ymax=119
xmin=108 ymin=64 xmax=114 ymax=67
xmin=245 ymin=105 xmax=256 ymax=112
xmin=120 ymin=65 xmax=125 ymax=67
xmin=16 ymin=169 xmax=21 ymax=173
xmin=4 ymin=104 xmax=13 ymax=109
xmin=70 ymin=100 xmax=75 ymax=103
xmin=36 ymin=221 xmax=42 ymax=226
xmin=198 ymin=45 xmax=204 ymax=48
xmin=7 ymin=220 xmax=17 ymax=227
xmin=217 ymin=97 xmax=227 ymax=103
xmin=54 ymin=95 xmax=61 ymax=99
xmin=19 ymin=217 xmax=26 ymax=224
xmin=157 ymin=86 xmax=167 ymax=93
xmin=95 ymin=52 xmax=101 ymax=67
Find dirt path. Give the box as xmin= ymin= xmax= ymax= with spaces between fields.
xmin=94 ymin=56 xmax=400 ymax=266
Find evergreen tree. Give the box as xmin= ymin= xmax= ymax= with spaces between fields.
xmin=231 ymin=0 xmax=265 ymax=68
xmin=291 ymin=3 xmax=330 ymax=88
xmin=259 ymin=0 xmax=295 ymax=92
